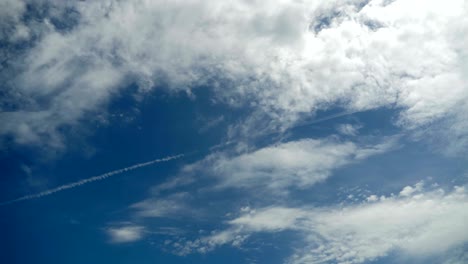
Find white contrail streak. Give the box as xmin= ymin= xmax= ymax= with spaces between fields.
xmin=0 ymin=154 xmax=184 ymax=206
xmin=210 ymin=110 xmax=361 ymax=151
xmin=294 ymin=110 xmax=362 ymax=128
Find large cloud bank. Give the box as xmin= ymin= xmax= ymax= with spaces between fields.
xmin=0 ymin=0 xmax=467 ymax=151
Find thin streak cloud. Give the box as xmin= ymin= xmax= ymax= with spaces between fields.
xmin=0 ymin=154 xmax=184 ymax=206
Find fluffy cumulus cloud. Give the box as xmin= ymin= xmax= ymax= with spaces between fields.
xmin=0 ymin=0 xmax=467 ymax=151
xmin=177 ymin=184 xmax=468 ymax=263
xmin=181 ymin=137 xmax=396 ymax=191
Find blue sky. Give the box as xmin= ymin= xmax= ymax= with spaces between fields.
xmin=1 ymin=0 xmax=468 ymax=263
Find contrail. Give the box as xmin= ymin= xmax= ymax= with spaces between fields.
xmin=0 ymin=154 xmax=184 ymax=206
xmin=210 ymin=109 xmax=361 ymax=151
xmin=293 ymin=109 xmax=362 ymax=129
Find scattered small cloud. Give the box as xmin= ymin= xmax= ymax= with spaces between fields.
xmin=106 ymin=225 xmax=145 ymax=244
xmin=399 ymin=181 xmax=424 ymax=197
xmin=337 ymin=123 xmax=362 ymax=136
xmin=366 ymin=194 xmax=378 ymax=202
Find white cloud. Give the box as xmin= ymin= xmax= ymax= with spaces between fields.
xmin=178 ymin=184 xmax=468 ymax=263
xmin=337 ymin=123 xmax=362 ymax=136
xmin=0 ymin=0 xmax=26 ymax=41
xmin=399 ymin=181 xmax=423 ymax=197
xmin=289 ymin=187 xmax=468 ymax=264
xmin=366 ymin=194 xmax=378 ymax=202
xmin=229 ymin=207 xmax=305 ymax=231
xmin=106 ymin=225 xmax=145 ymax=243
xmin=189 ymin=137 xmax=397 ymax=191
xmin=0 ymin=0 xmax=467 ymax=153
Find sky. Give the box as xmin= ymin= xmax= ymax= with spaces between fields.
xmin=0 ymin=0 xmax=468 ymax=263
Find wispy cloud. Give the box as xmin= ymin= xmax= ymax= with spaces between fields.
xmin=184 ymin=137 xmax=398 ymax=191
xmin=131 ymin=192 xmax=191 ymax=218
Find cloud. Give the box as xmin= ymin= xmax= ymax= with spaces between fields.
xmin=0 ymin=0 xmax=466 ymax=154
xmin=131 ymin=192 xmax=190 ymax=218
xmin=179 ymin=183 xmax=468 ymax=263
xmin=229 ymin=207 xmax=305 ymax=232
xmin=106 ymin=225 xmax=145 ymax=243
xmin=0 ymin=0 xmax=25 ymax=30
xmin=442 ymin=247 xmax=468 ymax=264
xmin=337 ymin=123 xmax=362 ymax=136
xmin=288 ymin=186 xmax=468 ymax=264
xmin=398 ymin=180 xmax=423 ymax=197
xmin=184 ymin=136 xmax=397 ymax=191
